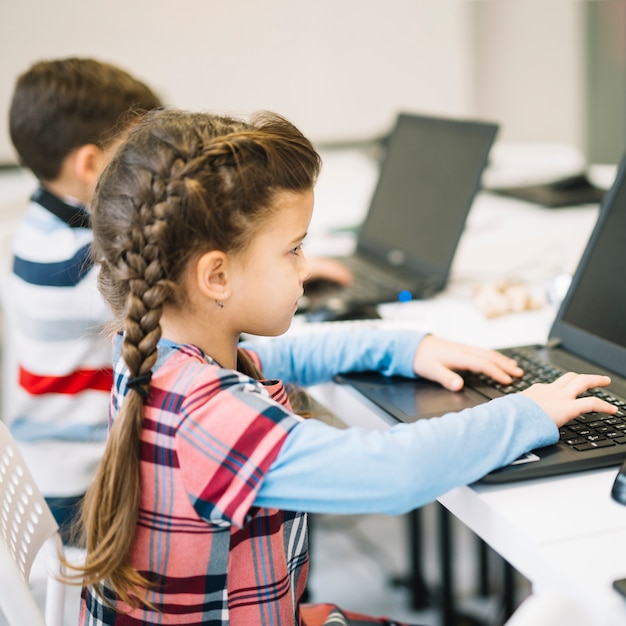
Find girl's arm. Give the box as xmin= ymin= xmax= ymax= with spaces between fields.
xmin=254 ymin=393 xmax=557 ymax=515
xmin=241 ymin=329 xmax=425 ymax=386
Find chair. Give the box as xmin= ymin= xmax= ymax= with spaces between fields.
xmin=0 ymin=421 xmax=67 ymax=626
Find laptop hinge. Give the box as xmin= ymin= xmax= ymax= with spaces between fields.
xmin=547 ymin=337 xmax=562 ymax=349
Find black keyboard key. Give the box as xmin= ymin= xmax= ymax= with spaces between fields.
xmin=564 ymin=437 xmax=588 ymax=446
xmin=574 ymin=439 xmax=616 ymax=451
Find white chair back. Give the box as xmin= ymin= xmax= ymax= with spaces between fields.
xmin=0 ymin=421 xmax=65 ymax=626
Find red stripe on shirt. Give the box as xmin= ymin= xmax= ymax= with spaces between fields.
xmin=19 ymin=365 xmax=113 ymax=395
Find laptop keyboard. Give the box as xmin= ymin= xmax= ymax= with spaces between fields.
xmin=465 ymin=348 xmax=626 ymax=453
xmin=339 ymin=256 xmax=429 ymax=303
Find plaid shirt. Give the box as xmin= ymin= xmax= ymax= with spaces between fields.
xmin=80 ymin=340 xmax=307 ymax=625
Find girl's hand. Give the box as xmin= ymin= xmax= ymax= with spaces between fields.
xmin=412 ymin=335 xmax=523 ymax=391
xmin=522 ymin=372 xmax=616 ymax=428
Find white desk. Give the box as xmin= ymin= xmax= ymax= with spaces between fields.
xmin=303 ymin=147 xmax=626 ymax=625
xmin=439 ymin=469 xmax=626 ymax=625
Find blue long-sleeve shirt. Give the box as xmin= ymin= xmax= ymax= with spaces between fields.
xmin=242 ymin=329 xmax=558 ymax=514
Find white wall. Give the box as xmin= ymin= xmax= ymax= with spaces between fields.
xmin=0 ymin=0 xmax=600 ymax=166
xmin=474 ymin=0 xmax=584 ymax=151
xmin=0 ymin=0 xmax=478 ymax=163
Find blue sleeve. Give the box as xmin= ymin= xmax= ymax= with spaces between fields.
xmin=254 ymin=394 xmax=559 ymax=515
xmin=240 ymin=329 xmax=426 ymax=386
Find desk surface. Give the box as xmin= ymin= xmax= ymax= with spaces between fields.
xmin=303 ymin=146 xmax=626 ymax=625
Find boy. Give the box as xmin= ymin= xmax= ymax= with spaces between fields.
xmin=6 ymin=57 xmax=162 ymax=542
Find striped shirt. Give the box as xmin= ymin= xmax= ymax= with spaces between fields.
xmin=8 ymin=188 xmax=112 ymax=497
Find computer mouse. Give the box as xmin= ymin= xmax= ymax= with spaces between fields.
xmin=305 ymin=299 xmax=381 ymax=323
xmin=299 ymin=278 xmax=346 ymax=312
xmin=610 ymin=457 xmax=626 ymax=505
xmin=303 ymin=277 xmax=344 ymax=295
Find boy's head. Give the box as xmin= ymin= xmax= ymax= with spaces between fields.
xmin=9 ymin=57 xmax=162 ymax=187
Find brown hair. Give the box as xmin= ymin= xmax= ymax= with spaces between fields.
xmin=70 ymin=108 xmax=321 ymax=607
xmin=9 ymin=57 xmax=162 ymax=181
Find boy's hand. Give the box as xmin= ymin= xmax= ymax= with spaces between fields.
xmin=305 ymin=257 xmax=353 ymax=285
xmin=412 ymin=335 xmax=523 ymax=391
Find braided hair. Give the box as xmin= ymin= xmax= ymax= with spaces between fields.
xmin=71 ymin=108 xmax=321 ymax=607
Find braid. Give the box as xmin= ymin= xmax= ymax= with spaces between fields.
xmin=67 ymin=108 xmax=321 ymax=608
xmin=120 ymin=196 xmax=171 ymax=383
xmin=70 ymin=143 xmax=182 ymax=609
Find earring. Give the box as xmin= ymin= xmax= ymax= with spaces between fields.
xmin=215 ymin=290 xmax=228 ymax=309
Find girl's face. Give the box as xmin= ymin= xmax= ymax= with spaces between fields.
xmin=227 ymin=188 xmax=314 ymax=337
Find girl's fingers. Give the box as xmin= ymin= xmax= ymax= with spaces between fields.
xmin=558 ymin=372 xmax=611 ymax=394
xmin=576 ymin=396 xmax=617 ymax=415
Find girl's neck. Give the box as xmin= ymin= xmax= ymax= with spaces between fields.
xmin=160 ymin=309 xmax=239 ymax=371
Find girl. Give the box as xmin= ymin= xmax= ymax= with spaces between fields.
xmin=74 ymin=108 xmax=615 ymax=625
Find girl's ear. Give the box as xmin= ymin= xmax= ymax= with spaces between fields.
xmin=194 ymin=251 xmax=230 ymax=302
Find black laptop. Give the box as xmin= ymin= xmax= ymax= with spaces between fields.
xmin=301 ymin=112 xmax=499 ymax=314
xmin=336 ymin=154 xmax=626 ymax=484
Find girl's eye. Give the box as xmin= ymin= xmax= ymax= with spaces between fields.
xmin=291 ymin=243 xmax=303 ymax=256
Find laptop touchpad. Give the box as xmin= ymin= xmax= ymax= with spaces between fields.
xmin=336 ymin=374 xmax=486 ymax=424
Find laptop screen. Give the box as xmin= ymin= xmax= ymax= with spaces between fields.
xmin=551 ymin=157 xmax=626 ymax=375
xmin=356 ymin=113 xmax=498 ymax=281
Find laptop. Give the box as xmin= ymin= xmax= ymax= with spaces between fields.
xmin=490 ymin=173 xmax=606 ymax=208
xmin=300 ymin=112 xmax=499 ymax=315
xmin=336 ymin=153 xmax=626 ymax=484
